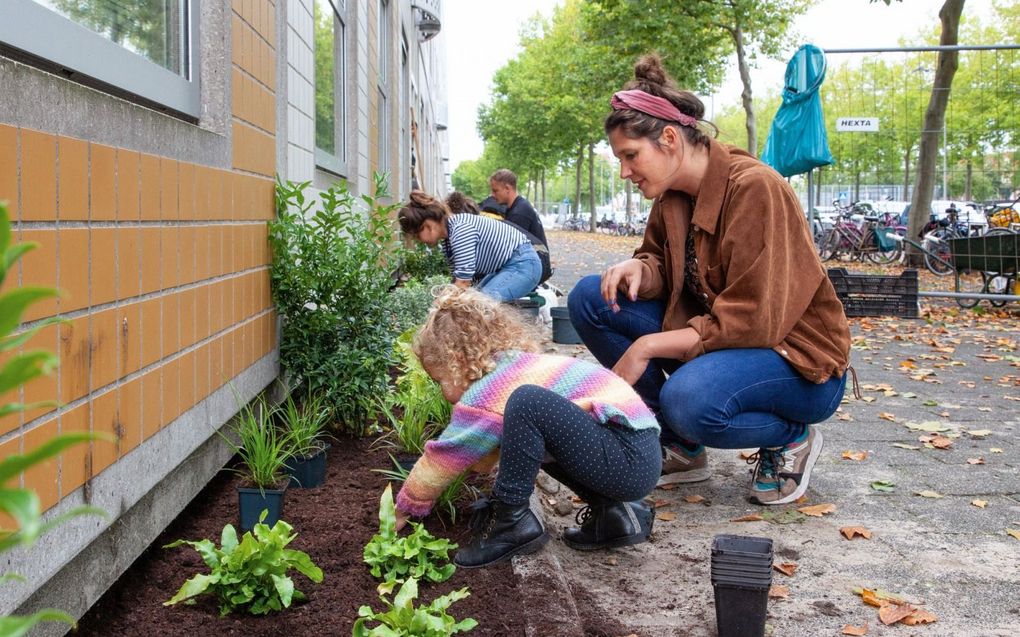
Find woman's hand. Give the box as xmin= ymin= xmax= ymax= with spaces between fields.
xmin=600 ymin=259 xmax=644 ymax=311
xmin=612 ymin=338 xmax=652 ymax=385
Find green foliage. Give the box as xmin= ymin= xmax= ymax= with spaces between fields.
xmin=352 ymin=577 xmax=477 ymax=637
xmin=363 ymin=485 xmax=457 ymax=584
xmin=0 ymin=201 xmax=104 ymax=637
xmin=374 ymin=458 xmax=476 ymax=526
xmin=278 ymin=385 xmax=332 ymax=459
xmin=387 ymin=274 xmax=449 ymax=337
xmin=313 ymin=0 xmax=336 ymax=153
xmin=220 ymin=393 xmax=293 ymax=489
xmin=164 ymin=513 xmax=323 ymax=616
xmin=269 ymin=175 xmax=400 ymax=434
xmin=399 ymin=245 xmax=449 ymax=287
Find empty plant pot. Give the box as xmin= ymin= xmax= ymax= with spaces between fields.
xmin=711 ymin=534 xmax=774 ymax=637
xmin=549 ymin=306 xmax=582 ymax=344
xmin=238 ymin=486 xmax=286 ymax=532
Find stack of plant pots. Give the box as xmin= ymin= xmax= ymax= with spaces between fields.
xmin=710 ymin=534 xmax=773 ymax=637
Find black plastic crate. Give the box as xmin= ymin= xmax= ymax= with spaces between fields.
xmin=827 ymin=268 xmax=919 ymax=318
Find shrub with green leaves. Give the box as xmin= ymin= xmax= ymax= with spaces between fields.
xmin=364 ymin=484 xmax=456 ymax=583
xmin=269 ymin=175 xmax=399 ymax=434
xmin=399 ymin=242 xmax=449 ymax=282
xmin=164 ymin=513 xmax=323 ymax=616
xmin=387 ymin=273 xmax=449 ymax=337
xmin=352 ymin=577 xmax=477 ymax=637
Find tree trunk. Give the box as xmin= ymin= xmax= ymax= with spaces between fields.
xmin=574 ymin=142 xmax=583 ymax=225
xmin=854 ymin=168 xmax=860 ymax=203
xmin=902 ymin=145 xmax=912 ymax=200
xmin=588 ymin=143 xmax=596 ymax=233
xmin=540 ymin=169 xmax=546 ymax=215
xmin=732 ymin=25 xmax=757 ymax=155
xmin=964 ymin=160 xmax=972 ymax=200
xmin=907 ymin=0 xmax=963 ymax=266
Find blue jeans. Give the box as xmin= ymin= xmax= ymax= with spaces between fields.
xmin=567 ymin=275 xmax=846 ymax=449
xmin=476 ymin=243 xmax=542 ymax=302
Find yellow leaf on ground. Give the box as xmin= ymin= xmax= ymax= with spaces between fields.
xmin=653 ymin=498 xmax=672 ymax=508
xmin=905 ymin=421 xmax=950 ymax=432
xmin=838 ymin=413 xmax=853 ymax=421
xmin=1007 ymin=529 xmax=1020 ymax=541
xmin=862 ymin=396 xmax=876 ymax=403
xmin=991 ymin=448 xmax=1004 ymax=453
xmin=967 ymin=457 xmax=985 ymax=465
xmin=841 ymin=624 xmax=868 ymax=636
xmin=656 ymin=511 xmax=677 ymax=522
xmin=891 ymin=443 xmax=920 ymax=450
xmin=798 ymin=503 xmax=836 ymax=517
xmin=682 ymin=495 xmax=705 ymax=504
xmin=773 ymin=562 xmax=798 ymax=576
xmin=916 ymin=490 xmax=944 ymax=499
xmin=840 ymin=526 xmax=873 ymax=540
xmin=855 ymin=588 xmax=907 ymax=607
xmin=899 ymin=360 xmax=917 ymax=369
xmin=967 ymin=429 xmax=992 ymax=437
xmin=731 ymin=513 xmax=763 ymax=522
xmin=768 ymin=584 xmax=789 ymax=599
xmin=878 ymin=412 xmax=897 ymax=422
xmin=972 ymin=499 xmax=988 ymax=508
xmin=842 ymin=450 xmax=868 ymax=461
xmin=901 ymin=608 xmax=938 ymax=625
xmin=878 ymin=601 xmax=917 ymax=625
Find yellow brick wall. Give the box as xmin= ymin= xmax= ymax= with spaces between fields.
xmin=0 ymin=0 xmax=279 ymax=518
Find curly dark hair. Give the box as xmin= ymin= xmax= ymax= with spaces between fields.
xmin=445 ymin=191 xmax=480 ymax=215
xmin=397 ymin=190 xmax=450 ymax=236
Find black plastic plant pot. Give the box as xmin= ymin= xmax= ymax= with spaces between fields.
xmin=550 ymin=306 xmax=582 ymax=344
xmin=285 ymin=444 xmax=330 ymax=488
xmin=713 ymin=580 xmax=770 ymax=637
xmin=238 ymin=486 xmax=286 ymax=532
xmin=712 ymin=534 xmax=774 ymax=561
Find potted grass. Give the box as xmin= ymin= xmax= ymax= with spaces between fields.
xmin=280 ymin=387 xmax=332 ymax=488
xmin=221 ymin=393 xmax=294 ymax=532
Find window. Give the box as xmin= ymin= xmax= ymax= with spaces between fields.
xmin=314 ymin=0 xmax=347 ymax=176
xmin=0 ymin=0 xmax=199 ymax=117
xmin=376 ymin=0 xmax=390 ymax=179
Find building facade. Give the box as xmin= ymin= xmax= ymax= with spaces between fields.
xmin=0 ymin=0 xmax=446 ymax=628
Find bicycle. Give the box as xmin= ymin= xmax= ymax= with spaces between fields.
xmin=818 ymin=210 xmax=902 ymax=265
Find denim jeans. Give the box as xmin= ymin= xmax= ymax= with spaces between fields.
xmin=476 ymin=242 xmax=542 ymax=302
xmin=567 ymin=275 xmax=846 ymax=449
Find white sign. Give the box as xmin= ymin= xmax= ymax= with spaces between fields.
xmin=836 ymin=117 xmax=880 ymax=132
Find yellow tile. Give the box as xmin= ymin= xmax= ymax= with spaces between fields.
xmin=178 ymin=350 xmax=195 ymax=413
xmin=232 ymin=68 xmax=244 ymax=120
xmin=89 ymin=143 xmax=116 ymax=221
xmin=90 ymin=227 xmax=117 ymax=306
xmin=194 ymin=343 xmax=210 ymax=404
xmin=20 ymin=228 xmax=58 ymax=321
xmin=209 ymin=168 xmax=225 ymax=220
xmin=58 ymin=316 xmax=90 ymax=404
xmin=139 ymin=367 xmax=161 ymax=441
xmin=0 ymin=125 xmax=18 ymax=217
xmin=90 ymin=307 xmax=119 ymax=390
xmin=194 ymin=226 xmax=209 ymax=282
xmin=117 ymin=225 xmax=141 ymax=299
xmin=90 ymin=389 xmax=118 ymax=475
xmin=23 ymin=418 xmax=60 ymax=512
xmin=193 ymin=165 xmax=209 ymax=221
xmin=57 ymin=136 xmax=88 ymax=221
xmin=117 ymin=301 xmax=142 ymax=376
xmin=139 ymin=227 xmax=161 ymax=294
xmin=209 ymin=334 xmax=224 ymax=390
xmin=139 ymin=297 xmax=161 ymax=368
xmin=116 ymin=148 xmax=140 ymax=221
xmin=161 ymin=358 xmax=180 ymax=427
xmin=178 ymin=162 xmax=195 ymax=220
xmin=195 ymin=282 xmax=211 ymax=341
xmin=162 ymin=292 xmax=180 ymax=359
xmin=20 ymin=129 xmax=57 ymax=221
xmin=118 ymin=377 xmax=141 ymax=457
xmin=161 ymin=226 xmax=180 ymax=290
xmin=58 ymin=402 xmax=90 ymax=496
xmin=139 ymin=153 xmax=160 ymax=221
xmin=58 ymin=227 xmax=89 ymax=313
xmin=179 ymin=287 xmax=196 ymax=349
xmin=179 ymin=225 xmax=196 ymax=286
xmin=160 ymin=157 xmax=178 ymax=221
xmin=21 ymin=323 xmax=58 ymax=423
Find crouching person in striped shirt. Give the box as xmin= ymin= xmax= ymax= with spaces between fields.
xmin=389 ymin=286 xmax=662 ymax=568
xmin=398 ymin=191 xmax=541 ymax=302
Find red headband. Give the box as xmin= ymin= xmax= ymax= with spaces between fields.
xmin=610 ymin=89 xmax=698 ymax=127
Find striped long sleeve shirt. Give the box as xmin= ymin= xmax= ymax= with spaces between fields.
xmin=442 ymin=213 xmax=529 ymax=281
xmin=395 ymin=351 xmax=660 ymax=517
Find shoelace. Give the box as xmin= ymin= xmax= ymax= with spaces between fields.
xmin=746 ymin=448 xmax=786 ymax=487
xmin=466 ymin=497 xmax=491 ymax=533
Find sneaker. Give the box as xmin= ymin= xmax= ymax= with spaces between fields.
xmin=657 ymin=443 xmax=711 ymax=486
xmin=747 ymin=426 xmax=824 ymax=505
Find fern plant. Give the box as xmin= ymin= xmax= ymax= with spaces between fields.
xmin=352 ymin=577 xmax=477 ymax=637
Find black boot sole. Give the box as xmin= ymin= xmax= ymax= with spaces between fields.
xmin=454 ymin=532 xmax=550 ymax=569
xmin=562 ymin=530 xmax=651 ymax=551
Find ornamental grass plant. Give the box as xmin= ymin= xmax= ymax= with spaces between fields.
xmin=221 ymin=393 xmax=293 ymax=491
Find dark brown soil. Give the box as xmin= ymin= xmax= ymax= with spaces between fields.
xmin=77 ymin=437 xmax=528 ymax=636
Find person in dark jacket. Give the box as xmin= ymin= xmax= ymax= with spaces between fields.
xmin=489 ymin=169 xmax=549 ymax=250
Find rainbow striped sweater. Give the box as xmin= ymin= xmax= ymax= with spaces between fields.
xmin=395 ymin=351 xmax=659 ymax=517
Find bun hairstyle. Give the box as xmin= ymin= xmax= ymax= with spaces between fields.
xmin=413 ymin=285 xmax=540 ymax=388
xmin=445 ymin=191 xmax=480 ymax=215
xmin=398 ymin=190 xmax=450 ymax=236
xmin=605 ymin=53 xmax=716 ymax=148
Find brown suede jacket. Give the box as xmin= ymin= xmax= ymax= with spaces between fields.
xmin=633 ymin=138 xmax=850 ymax=384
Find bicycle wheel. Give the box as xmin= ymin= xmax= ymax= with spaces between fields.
xmin=985 ymin=272 xmax=1013 ymax=307
xmin=923 ymin=229 xmax=955 ymax=276
xmin=955 ymin=268 xmax=984 ymax=308
xmin=818 ymin=229 xmax=839 ymax=261
xmin=865 ymin=231 xmax=901 ymax=265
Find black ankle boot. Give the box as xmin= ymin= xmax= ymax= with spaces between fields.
xmin=562 ymin=500 xmax=654 ymax=551
xmin=454 ymin=499 xmax=549 ymax=568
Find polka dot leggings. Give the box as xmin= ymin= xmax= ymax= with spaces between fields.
xmin=493 ymin=385 xmax=662 ymax=506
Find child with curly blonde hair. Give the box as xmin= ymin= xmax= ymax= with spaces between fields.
xmin=389 ymin=286 xmax=662 ymax=568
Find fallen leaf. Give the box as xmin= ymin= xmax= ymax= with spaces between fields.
xmin=978 ymin=407 xmax=993 ymax=412
xmin=768 ymin=584 xmax=790 ymax=599
xmin=967 ymin=457 xmax=985 ymax=465
xmin=837 ymin=413 xmax=853 ymax=421
xmin=902 ymin=392 xmax=917 ymax=398
xmin=990 ymin=448 xmax=1003 ymax=453
xmin=773 ymin=562 xmax=798 ymax=576
xmin=731 ymin=513 xmax=763 ymax=522
xmin=891 ymin=443 xmax=919 ymax=450
xmin=841 ymin=625 xmax=868 ymax=636
xmin=842 ymin=450 xmax=868 ymax=461
xmin=929 ymin=435 xmax=953 ymax=449
xmin=682 ymin=495 xmax=705 ymax=504
xmin=840 ymin=526 xmax=872 ymax=540
xmin=916 ymin=490 xmax=944 ymax=499
xmin=861 ymin=396 xmax=876 ymax=403
xmin=606 ymin=557 xmax=618 ymax=566
xmin=1007 ymin=529 xmax=1020 ymax=541
xmin=901 ymin=608 xmax=938 ymax=625
xmin=971 ymin=499 xmax=988 ymax=508
xmin=797 ymin=503 xmax=835 ymax=517
xmin=922 ymin=399 xmax=938 ymax=406
xmin=899 ymin=360 xmax=917 ymax=369
xmin=656 ymin=511 xmax=677 ymax=522
xmin=855 ymin=588 xmax=907 ymax=607
xmin=878 ymin=412 xmax=897 ymax=422
xmin=870 ymin=480 xmax=896 ymax=492
xmin=967 ymin=429 xmax=992 ymax=438
xmin=879 ymin=601 xmax=917 ymax=625
xmin=905 ymin=421 xmax=950 ymax=432
xmin=738 ymin=450 xmax=756 ymax=460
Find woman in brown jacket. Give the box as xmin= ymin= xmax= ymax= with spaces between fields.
xmin=567 ymin=54 xmax=851 ymax=506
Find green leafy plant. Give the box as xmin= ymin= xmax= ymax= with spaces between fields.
xmin=220 ymin=393 xmax=293 ymax=490
xmin=374 ymin=458 xmax=477 ymax=525
xmin=352 ymin=577 xmax=477 ymax=637
xmin=399 ymin=242 xmax=449 ymax=283
xmin=278 ymin=385 xmax=332 ymax=459
xmin=0 ymin=201 xmax=104 ymax=637
xmin=364 ymin=484 xmax=456 ymax=584
xmin=269 ymin=175 xmax=400 ymax=434
xmin=387 ymin=273 xmax=449 ymax=336
xmin=164 ymin=512 xmax=323 ymax=616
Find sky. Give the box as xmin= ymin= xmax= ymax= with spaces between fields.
xmin=442 ymin=0 xmax=998 ymax=170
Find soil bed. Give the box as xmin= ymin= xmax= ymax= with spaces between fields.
xmin=77 ymin=437 xmax=528 ymax=636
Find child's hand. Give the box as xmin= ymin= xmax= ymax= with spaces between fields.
xmin=394 ymin=506 xmax=409 ymax=533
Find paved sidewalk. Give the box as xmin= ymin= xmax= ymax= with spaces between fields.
xmin=515 ymin=230 xmax=1020 ymax=637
